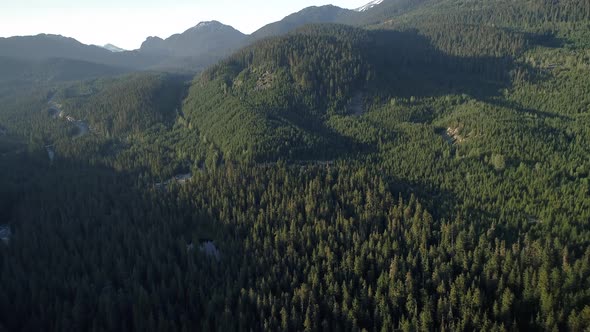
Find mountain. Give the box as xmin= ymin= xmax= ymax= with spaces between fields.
xmin=184 ymin=24 xmax=373 ymax=161
xmin=0 ymin=3 xmax=397 ymax=75
xmin=102 ymin=44 xmax=125 ymax=52
xmin=0 ymin=56 xmax=129 ymax=83
xmin=356 ymin=0 xmax=590 ymax=29
xmin=0 ymin=34 xmax=166 ymax=70
xmin=140 ymin=21 xmax=247 ymax=58
xmin=56 ymin=73 xmax=187 ymax=138
xmin=182 ymin=22 xmax=506 ymax=162
xmin=250 ymin=5 xmax=355 ymax=41
xmin=0 ymin=27 xmax=240 ymax=76
xmin=0 ymin=34 xmax=115 ymax=63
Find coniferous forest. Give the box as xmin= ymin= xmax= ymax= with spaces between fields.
xmin=1 ymin=0 xmax=590 ymax=331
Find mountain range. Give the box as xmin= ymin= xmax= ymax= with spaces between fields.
xmin=0 ymin=0 xmax=585 ymax=78
xmin=0 ymin=1 xmax=386 ymax=75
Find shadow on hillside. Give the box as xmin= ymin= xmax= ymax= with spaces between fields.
xmin=387 ymin=174 xmax=505 ymax=235
xmin=525 ymin=31 xmax=566 ymax=49
xmin=366 ymin=29 xmax=516 ymax=100
xmin=0 ymin=153 xmax=239 ymax=330
xmin=292 ymin=29 xmax=523 ymax=162
xmin=483 ymin=97 xmax=574 ymax=121
xmin=239 ymin=96 xmax=377 ymax=163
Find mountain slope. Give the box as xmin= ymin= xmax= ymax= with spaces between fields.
xmin=0 ymin=34 xmax=115 ymax=62
xmin=363 ymin=0 xmax=590 ymax=52
xmin=57 ymin=73 xmax=187 ymax=138
xmin=184 ymin=25 xmax=370 ymax=161
xmin=0 ymin=34 xmax=165 ymax=70
xmin=183 ymin=23 xmax=510 ymax=162
xmin=0 ymin=56 xmax=129 ymax=83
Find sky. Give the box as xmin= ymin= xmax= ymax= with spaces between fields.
xmin=0 ymin=0 xmax=368 ymax=50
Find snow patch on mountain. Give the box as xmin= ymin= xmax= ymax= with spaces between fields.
xmin=355 ymin=0 xmax=384 ymax=12
xmin=189 ymin=21 xmax=224 ymax=32
xmin=102 ymin=44 xmax=125 ymax=52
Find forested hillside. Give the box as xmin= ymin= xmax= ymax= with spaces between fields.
xmin=1 ymin=0 xmax=590 ymax=331
xmin=0 ymin=57 xmax=130 ymax=83
xmin=250 ymin=5 xmax=356 ymax=40
xmin=183 ymin=23 xmax=513 ymax=161
xmin=372 ymin=0 xmax=590 ymax=55
xmin=183 ymin=25 xmax=373 ymax=161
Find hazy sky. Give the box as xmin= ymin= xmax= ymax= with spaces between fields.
xmin=0 ymin=0 xmax=368 ymax=50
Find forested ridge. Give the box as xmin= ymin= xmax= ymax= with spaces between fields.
xmin=1 ymin=0 xmax=590 ymax=331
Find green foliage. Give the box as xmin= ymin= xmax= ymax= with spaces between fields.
xmin=184 ymin=24 xmax=516 ymax=162
xmin=58 ymin=73 xmax=187 ymax=138
xmin=490 ymin=153 xmax=506 ymax=171
xmin=184 ymin=25 xmax=374 ymax=161
xmin=0 ymin=161 xmax=589 ymax=331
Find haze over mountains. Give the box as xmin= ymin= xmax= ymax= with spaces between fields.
xmin=0 ymin=1 xmax=386 ymax=75
xmin=140 ymin=21 xmax=246 ymax=58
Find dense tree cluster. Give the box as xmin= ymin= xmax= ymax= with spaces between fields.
xmin=59 ymin=73 xmax=188 ymax=138
xmin=1 ymin=162 xmax=588 ymax=331
xmin=184 ymin=24 xmax=518 ymax=162
xmin=370 ymin=0 xmax=590 ymax=58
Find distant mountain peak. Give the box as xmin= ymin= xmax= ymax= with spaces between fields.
xmin=355 ymin=0 xmax=384 ymax=12
xmin=145 ymin=36 xmax=164 ymax=42
xmin=139 ymin=20 xmax=245 ymax=58
xmin=38 ymin=33 xmax=67 ymax=39
xmin=250 ymin=4 xmax=354 ymax=41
